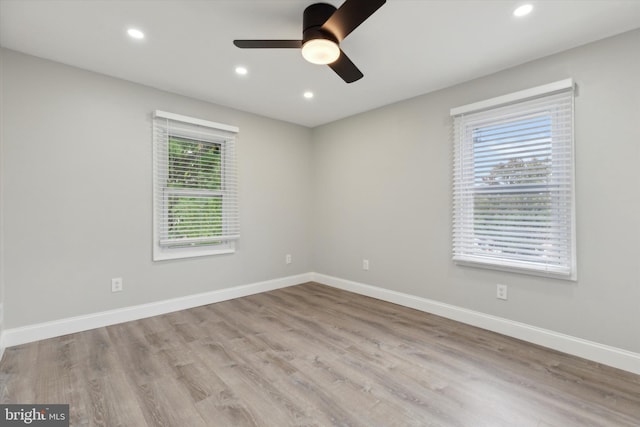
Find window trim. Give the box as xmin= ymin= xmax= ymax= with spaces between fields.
xmin=152 ymin=110 xmax=239 ymax=261
xmin=450 ymin=79 xmax=574 ymax=116
xmin=450 ymin=80 xmax=576 ymax=280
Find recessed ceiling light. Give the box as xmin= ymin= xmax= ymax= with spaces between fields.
xmin=303 ymin=91 xmax=314 ymax=99
xmin=235 ymin=66 xmax=248 ymax=76
xmin=513 ymin=4 xmax=533 ymax=17
xmin=127 ymin=28 xmax=145 ymax=40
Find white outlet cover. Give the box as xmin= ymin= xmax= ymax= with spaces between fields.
xmin=496 ymin=284 xmax=508 ymax=300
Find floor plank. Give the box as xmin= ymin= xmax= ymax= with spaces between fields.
xmin=1 ymin=282 xmax=639 ymax=426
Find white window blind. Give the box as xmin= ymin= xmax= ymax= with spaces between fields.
xmin=153 ymin=111 xmax=239 ymax=261
xmin=451 ymin=81 xmax=576 ymax=279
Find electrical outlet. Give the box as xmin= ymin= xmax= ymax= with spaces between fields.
xmin=496 ymin=284 xmax=508 ymax=300
xmin=362 ymin=259 xmax=370 ymax=271
xmin=285 ymin=254 xmax=292 ymax=264
xmin=111 ymin=277 xmax=123 ymax=293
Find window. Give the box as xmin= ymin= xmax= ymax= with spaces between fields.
xmin=451 ymin=80 xmax=575 ymax=279
xmin=153 ymin=111 xmax=239 ymax=261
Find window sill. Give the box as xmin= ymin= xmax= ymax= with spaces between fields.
xmin=153 ymin=242 xmax=235 ymax=261
xmin=454 ymin=257 xmax=576 ymax=281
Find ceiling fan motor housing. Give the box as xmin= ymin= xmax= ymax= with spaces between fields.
xmin=303 ymin=3 xmax=339 ymax=44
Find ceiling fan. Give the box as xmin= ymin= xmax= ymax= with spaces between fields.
xmin=233 ymin=0 xmax=386 ymax=83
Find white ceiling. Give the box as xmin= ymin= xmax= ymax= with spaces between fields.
xmin=1 ymin=0 xmax=639 ymax=127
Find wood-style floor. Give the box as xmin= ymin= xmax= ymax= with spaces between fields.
xmin=1 ymin=282 xmax=639 ymax=426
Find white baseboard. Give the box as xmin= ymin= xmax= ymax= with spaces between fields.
xmin=1 ymin=273 xmax=312 ymax=349
xmin=2 ymin=271 xmax=639 ymax=376
xmin=0 ymin=303 xmax=4 ymax=361
xmin=311 ymin=272 xmax=640 ymax=375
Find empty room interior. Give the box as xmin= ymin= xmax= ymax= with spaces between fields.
xmin=1 ymin=0 xmax=640 ymax=425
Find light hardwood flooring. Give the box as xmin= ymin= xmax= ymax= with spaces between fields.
xmin=1 ymin=282 xmax=639 ymax=426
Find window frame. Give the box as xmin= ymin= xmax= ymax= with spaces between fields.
xmin=450 ymin=79 xmax=576 ymax=280
xmin=152 ymin=110 xmax=239 ymax=261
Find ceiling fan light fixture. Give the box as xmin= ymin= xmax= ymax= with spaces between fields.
xmin=301 ymin=38 xmax=340 ymax=65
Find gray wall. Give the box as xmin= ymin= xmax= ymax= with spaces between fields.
xmin=311 ymin=29 xmax=640 ymax=353
xmin=2 ymin=30 xmax=640 ymax=355
xmin=1 ymin=49 xmax=312 ymax=328
xmin=0 ymin=48 xmax=4 ymax=337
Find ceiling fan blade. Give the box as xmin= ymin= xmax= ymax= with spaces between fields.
xmin=233 ymin=40 xmax=302 ymax=49
xmin=328 ymin=50 xmax=363 ymax=83
xmin=321 ymin=0 xmax=386 ymax=41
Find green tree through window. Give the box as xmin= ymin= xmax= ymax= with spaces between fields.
xmin=167 ymin=136 xmax=223 ymax=244
xmin=471 ymin=116 xmax=553 ymax=259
